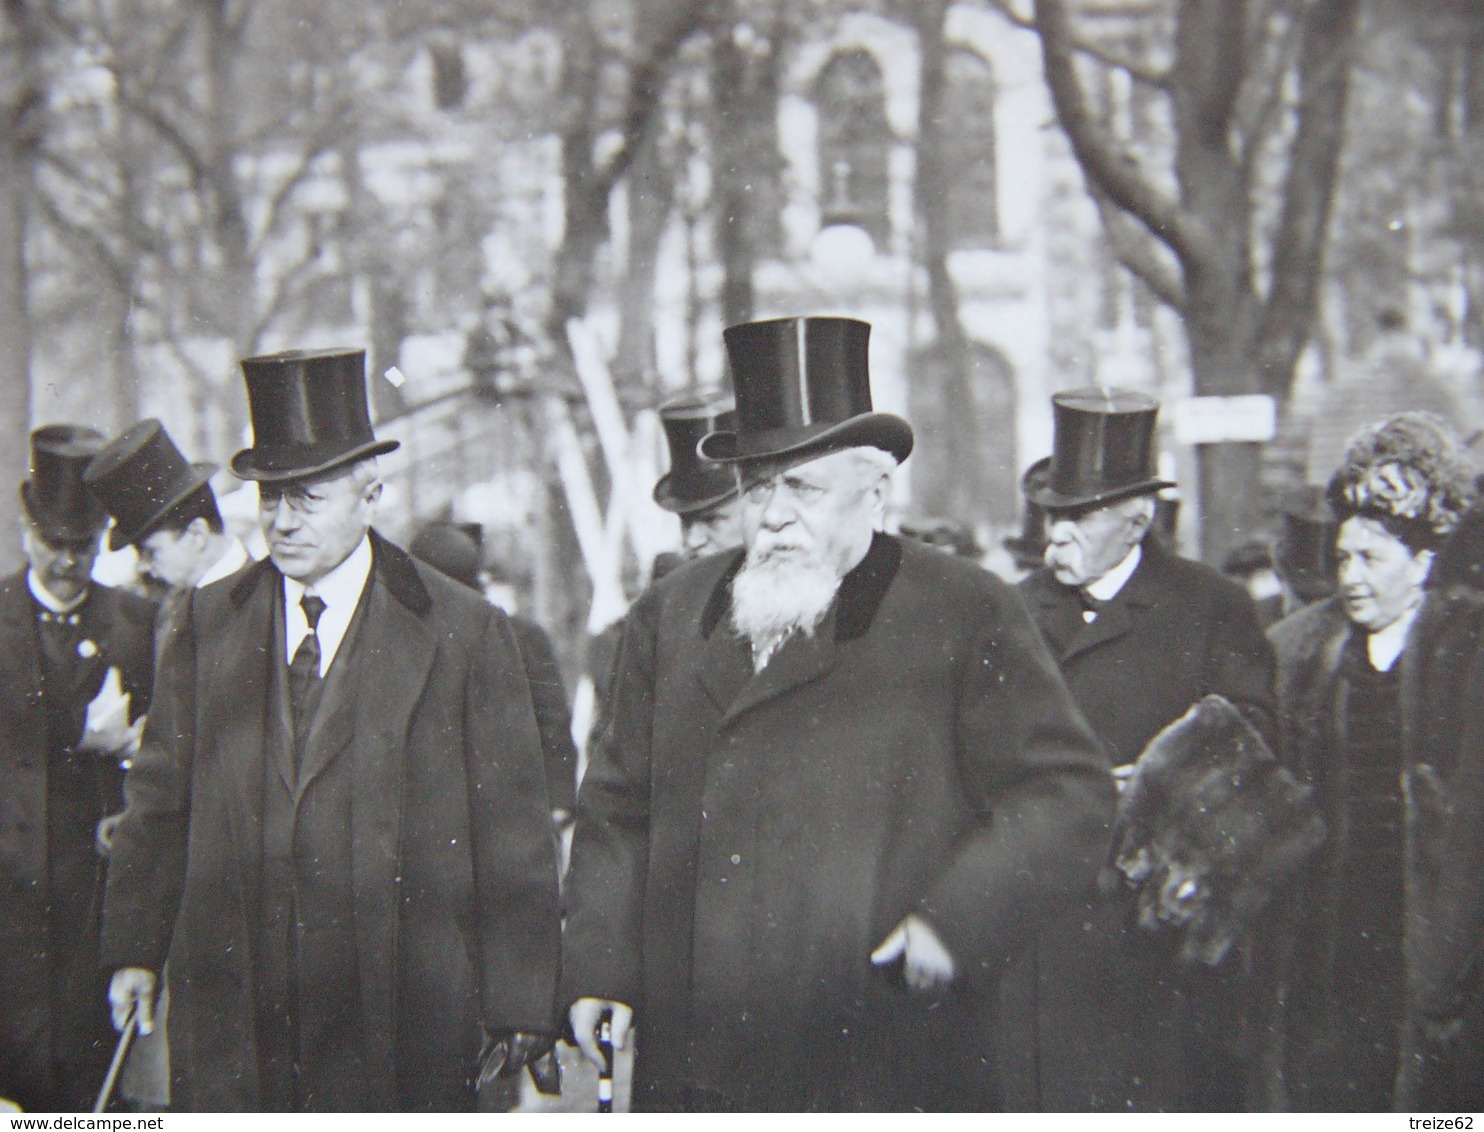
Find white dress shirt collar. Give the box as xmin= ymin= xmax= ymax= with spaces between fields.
xmin=282 ymin=534 xmax=373 ymax=676
xmin=1084 ymin=543 xmax=1143 ymax=603
xmin=196 ymin=537 xmax=250 ymax=589
xmin=1367 ymin=600 xmax=1420 ymax=673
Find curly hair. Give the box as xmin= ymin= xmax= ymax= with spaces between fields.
xmin=1325 ymin=412 xmax=1477 ymax=551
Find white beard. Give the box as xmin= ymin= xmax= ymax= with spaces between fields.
xmin=730 ymin=542 xmax=842 ymax=662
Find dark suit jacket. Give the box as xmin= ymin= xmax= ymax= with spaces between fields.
xmin=1018 ymin=538 xmax=1278 ymax=764
xmin=0 ymin=571 xmax=155 ymax=1108
xmin=1003 ymin=538 xmax=1278 ymax=1111
xmin=562 ymin=534 xmax=1112 ymax=1111
xmin=100 ymin=533 xmax=562 ymax=1111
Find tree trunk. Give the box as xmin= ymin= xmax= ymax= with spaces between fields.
xmin=0 ymin=0 xmax=43 ymax=572
xmin=911 ymin=0 xmax=984 ymax=524
xmin=613 ymin=127 xmax=673 ymax=394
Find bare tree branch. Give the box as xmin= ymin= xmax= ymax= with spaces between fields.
xmin=1255 ymin=0 xmax=1360 ymax=398
xmin=1033 ymin=0 xmax=1204 ymax=269
xmin=984 ymin=0 xmax=1170 ymax=89
xmin=593 ymin=0 xmax=717 ymax=195
xmin=246 ymin=96 xmax=358 ymax=262
xmin=1094 ymin=194 xmax=1187 ymax=310
xmin=1236 ymin=5 xmax=1306 ymax=177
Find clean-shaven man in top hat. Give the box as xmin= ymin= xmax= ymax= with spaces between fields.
xmin=101 ymin=348 xmax=561 ymax=1111
xmin=85 ymin=419 xmax=254 ymax=1111
xmin=654 ymin=394 xmax=744 ymax=560
xmin=1002 ymin=388 xmax=1278 ymax=1112
xmin=561 ymin=316 xmax=1112 ymax=1111
xmin=0 ymin=426 xmax=156 ymax=1112
xmin=85 ymin=420 xmax=251 ymax=600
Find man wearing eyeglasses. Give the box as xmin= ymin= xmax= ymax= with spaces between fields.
xmin=101 ymin=350 xmax=561 ymax=1111
xmin=0 ymin=425 xmax=156 ymax=1112
xmin=561 ymin=317 xmax=1112 ymax=1111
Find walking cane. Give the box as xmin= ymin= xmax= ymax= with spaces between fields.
xmin=596 ymin=1009 xmax=615 ymax=1113
xmin=93 ymin=1003 xmax=137 ymax=1114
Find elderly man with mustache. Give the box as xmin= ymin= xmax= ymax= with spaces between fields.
xmin=1003 ymin=388 xmax=1278 ymax=1112
xmin=559 ymin=316 xmax=1112 ymax=1112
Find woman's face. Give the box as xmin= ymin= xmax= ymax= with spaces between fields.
xmin=1335 ymin=515 xmax=1433 ymax=632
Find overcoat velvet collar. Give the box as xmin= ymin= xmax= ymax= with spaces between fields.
xmin=694 ymin=532 xmax=902 ymax=725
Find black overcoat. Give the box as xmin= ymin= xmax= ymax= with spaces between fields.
xmin=561 ymin=534 xmax=1113 ymax=1111
xmin=100 ymin=535 xmax=561 ymax=1110
xmin=0 ymin=571 xmax=155 ymax=1110
xmin=1003 ymin=538 xmax=1278 ymax=1111
xmin=1259 ymin=592 xmax=1484 ymax=1110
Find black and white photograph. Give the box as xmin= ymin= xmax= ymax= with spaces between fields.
xmin=1 ymin=0 xmax=1483 ymax=1117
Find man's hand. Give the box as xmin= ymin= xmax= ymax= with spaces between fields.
xmin=81 ymin=667 xmax=136 ymax=754
xmin=109 ymin=967 xmax=157 ymax=1035
xmin=569 ymin=997 xmax=633 ymax=1070
xmin=871 ymin=913 xmax=957 ymax=992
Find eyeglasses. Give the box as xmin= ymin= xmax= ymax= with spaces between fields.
xmin=259 ymin=486 xmax=334 ymax=515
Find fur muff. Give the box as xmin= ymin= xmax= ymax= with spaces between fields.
xmin=1111 ymin=694 xmax=1327 ymax=966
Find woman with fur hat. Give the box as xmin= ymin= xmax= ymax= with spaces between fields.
xmin=1264 ymin=411 xmax=1483 ymax=1110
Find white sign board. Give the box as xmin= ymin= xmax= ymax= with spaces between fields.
xmin=1172 ymin=395 xmax=1277 ymax=446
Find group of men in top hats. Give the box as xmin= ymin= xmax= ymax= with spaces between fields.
xmin=1 ymin=348 xmax=564 ymax=1113
xmin=2 ymin=305 xmax=1308 ymax=1113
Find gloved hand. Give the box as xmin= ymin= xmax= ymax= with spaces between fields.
xmin=477 ymin=1029 xmax=561 ymax=1097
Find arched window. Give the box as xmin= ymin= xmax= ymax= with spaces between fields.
xmin=812 ymin=49 xmax=892 ymax=248
xmin=944 ymin=48 xmax=999 ymax=248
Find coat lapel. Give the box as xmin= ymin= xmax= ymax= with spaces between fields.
xmin=721 ymin=609 xmax=839 ymax=727
xmin=696 ymin=551 xmax=753 ymax=714
xmin=1060 ymin=541 xmax=1162 ymax=664
xmin=212 ymin=559 xmax=280 ymax=925
xmin=712 ymin=533 xmax=901 ymax=727
xmin=349 ymin=536 xmax=435 ymax=1076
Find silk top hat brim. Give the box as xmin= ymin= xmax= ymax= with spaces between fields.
xmin=653 ymin=473 xmax=739 ymax=515
xmin=698 ymin=413 xmax=914 ymax=466
xmin=698 ymin=315 xmax=913 ymax=466
xmin=230 ymin=437 xmax=400 ymax=483
xmin=230 ymin=346 xmax=399 ymax=483
xmin=84 ymin=418 xmax=219 ymax=550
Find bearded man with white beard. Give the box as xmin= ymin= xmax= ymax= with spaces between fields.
xmin=559 ymin=316 xmax=1113 ymax=1112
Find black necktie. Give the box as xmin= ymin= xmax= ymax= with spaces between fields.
xmin=289 ymin=594 xmax=327 ymax=744
xmin=1076 ymin=589 xmax=1105 ymax=618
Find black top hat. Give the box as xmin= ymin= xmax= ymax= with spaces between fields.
xmin=698 ymin=316 xmax=913 ymax=465
xmin=84 ymin=419 xmax=217 ymax=551
xmin=230 ymin=348 xmax=399 ymax=482
xmin=410 ymin=522 xmax=481 ymax=591
xmin=1028 ymin=387 xmax=1175 ymax=511
xmin=1272 ymin=485 xmax=1337 ymax=598
xmin=653 ymin=395 xmax=741 ymax=515
xmin=1005 ymin=457 xmax=1052 ymax=568
xmin=21 ymin=424 xmax=109 ymax=543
